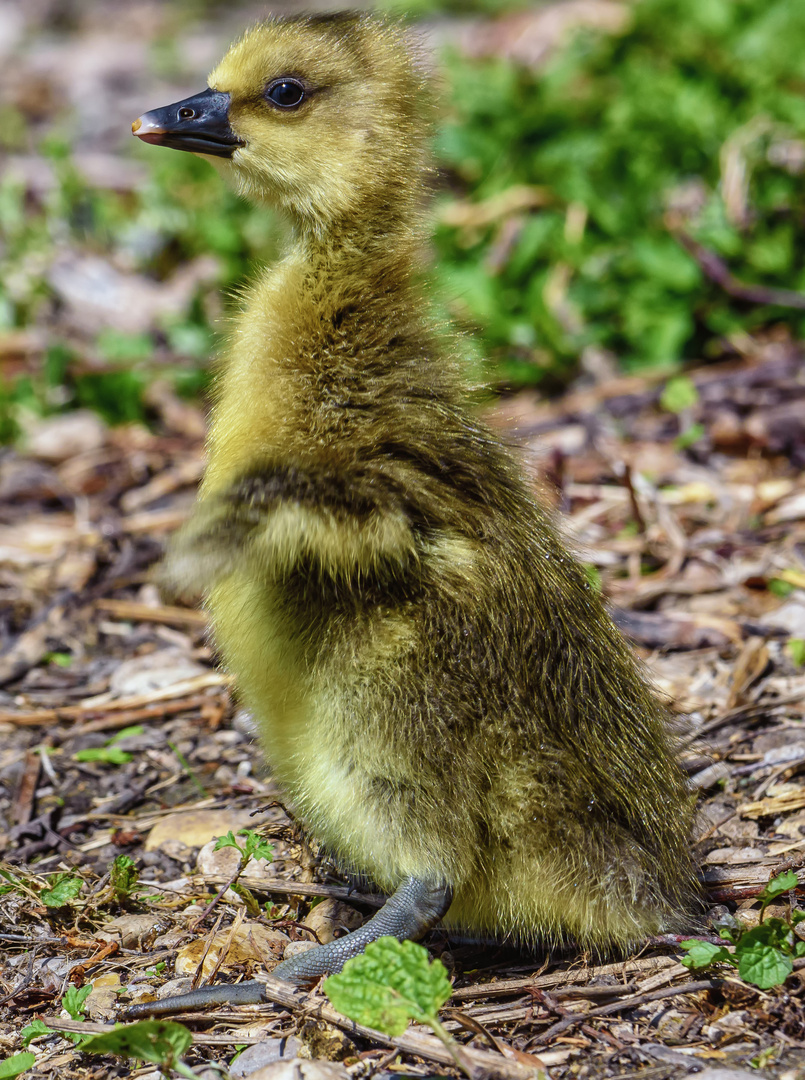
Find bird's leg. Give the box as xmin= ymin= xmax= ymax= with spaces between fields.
xmin=272 ymin=875 xmax=453 ymax=986
xmin=123 ymin=978 xmax=267 ymax=1018
xmin=122 ymin=876 xmax=451 ymax=1018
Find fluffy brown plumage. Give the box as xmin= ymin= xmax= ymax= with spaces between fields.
xmin=144 ymin=12 xmax=698 ymax=968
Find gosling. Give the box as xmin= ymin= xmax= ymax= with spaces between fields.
xmin=129 ymin=12 xmax=697 ymax=1000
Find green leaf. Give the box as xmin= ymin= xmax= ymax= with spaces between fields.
xmin=0 ymin=1052 xmax=36 ymax=1078
xmin=582 ymin=563 xmax=602 ymax=592
xmin=74 ymin=370 xmax=147 ymax=426
xmin=40 ymin=873 xmax=83 ymax=908
xmin=110 ymin=726 xmax=145 ymax=741
xmin=79 ymin=1021 xmax=196 ymax=1077
xmin=680 ymin=939 xmax=735 ymax=970
xmin=73 ymin=746 xmax=132 ymax=765
xmin=674 ymin=422 xmax=705 ymax=450
xmin=62 ymin=984 xmax=92 ymax=1020
xmin=750 ymin=1047 xmax=779 ymax=1070
xmin=759 ymin=870 xmax=798 ymax=904
xmin=786 ymin=639 xmax=805 ymax=667
xmin=43 ymin=652 xmax=72 ymax=668
xmin=236 ymin=829 xmax=273 ymax=863
xmin=758 ymin=918 xmax=794 ymax=948
xmin=324 ymin=937 xmax=452 ymax=1037
xmin=736 ymin=937 xmax=793 ymax=989
xmin=20 ymin=1020 xmax=51 ymax=1048
xmin=213 ymin=830 xmax=242 ymax=854
xmin=96 ymin=329 xmax=153 ymax=364
xmin=769 ymin=579 xmax=795 ymax=598
xmin=0 ymin=868 xmax=20 ymax=898
xmin=110 ymin=855 xmax=139 ymax=900
xmin=213 ymin=829 xmax=273 ymax=864
xmin=660 ymin=375 xmax=699 ymax=414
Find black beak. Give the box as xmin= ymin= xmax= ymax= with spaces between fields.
xmin=132 ymin=88 xmax=243 ymax=158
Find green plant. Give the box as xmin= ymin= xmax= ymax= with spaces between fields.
xmin=214 ymin=829 xmax=274 ymax=867
xmin=43 ymin=652 xmax=72 ymax=667
xmin=0 ymin=143 xmax=271 ymax=441
xmin=62 ymin=984 xmax=92 ymax=1021
xmin=787 ymin=639 xmax=805 ymax=666
xmin=109 ymin=855 xmax=140 ymax=906
xmin=55 ymin=984 xmax=95 ymax=1048
xmin=0 ymin=868 xmax=20 ymax=897
xmin=74 ymin=727 xmax=147 ymax=767
xmin=0 ymin=1053 xmax=35 ymax=1078
xmin=23 ymin=994 xmax=198 ymax=1076
xmin=583 ymin=563 xmax=603 ymax=592
xmin=660 ymin=375 xmax=699 ymax=414
xmin=769 ymin=578 xmax=796 ymax=598
xmin=212 ymin=829 xmax=274 ymax=916
xmin=19 ymin=1021 xmax=51 ymax=1049
xmin=73 ymin=745 xmax=132 ymax=766
xmin=324 ymin=938 xmax=470 ymax=1074
xmin=681 ymin=870 xmax=805 ymax=988
xmin=39 ymin=872 xmax=83 ymax=909
xmin=674 ymin=422 xmax=705 ymax=450
xmin=751 ymin=1046 xmax=779 ymax=1069
xmin=77 ymin=1021 xmax=198 ymax=1079
xmin=435 ymin=0 xmax=805 ymax=384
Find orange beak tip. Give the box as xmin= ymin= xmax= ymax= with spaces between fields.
xmin=131 ymin=117 xmax=142 ymax=134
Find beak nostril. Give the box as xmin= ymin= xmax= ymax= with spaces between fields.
xmin=133 ymin=89 xmax=239 ymax=156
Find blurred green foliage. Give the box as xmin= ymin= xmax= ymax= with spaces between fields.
xmin=380 ymin=0 xmax=527 ymax=12
xmin=1 ymin=0 xmax=805 ymax=438
xmin=434 ymin=0 xmax=805 ymax=384
xmin=0 ymin=144 xmax=280 ymax=439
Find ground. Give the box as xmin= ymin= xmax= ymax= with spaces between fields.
xmin=2 ymin=340 xmax=805 ymax=1079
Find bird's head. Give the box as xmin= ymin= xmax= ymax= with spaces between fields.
xmin=132 ymin=14 xmax=428 ymax=234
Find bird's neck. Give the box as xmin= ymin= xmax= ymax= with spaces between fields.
xmin=296 ymin=200 xmax=423 ymax=284
xmin=203 ymin=203 xmax=438 ymax=496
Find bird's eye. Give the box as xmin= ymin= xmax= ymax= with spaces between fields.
xmin=178 ymin=106 xmax=196 ymax=120
xmin=265 ymin=80 xmax=306 ymax=109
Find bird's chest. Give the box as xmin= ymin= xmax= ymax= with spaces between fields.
xmin=209 ymin=571 xmax=313 ymax=777
xmin=208 ymin=573 xmax=372 ymax=786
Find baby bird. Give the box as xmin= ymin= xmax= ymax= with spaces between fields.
xmin=130 ymin=13 xmax=697 ymax=1002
